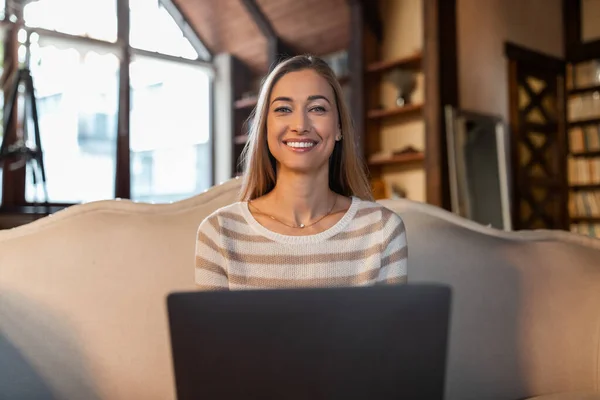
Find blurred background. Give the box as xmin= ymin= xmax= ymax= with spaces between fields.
xmin=0 ymin=0 xmax=599 ymax=239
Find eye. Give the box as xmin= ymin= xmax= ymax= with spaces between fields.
xmin=310 ymin=105 xmax=327 ymax=113
xmin=274 ymin=106 xmax=291 ymax=113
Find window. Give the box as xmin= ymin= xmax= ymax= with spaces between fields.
xmin=129 ymin=56 xmax=211 ymax=203
xmin=23 ymin=0 xmax=118 ymax=43
xmin=25 ymin=44 xmax=119 ymax=203
xmin=0 ymin=26 xmax=6 ymax=205
xmin=1 ymin=0 xmax=212 ymax=207
xmin=129 ymin=0 xmax=197 ymax=60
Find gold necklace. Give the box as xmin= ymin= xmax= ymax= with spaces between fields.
xmin=249 ymin=196 xmax=338 ymax=229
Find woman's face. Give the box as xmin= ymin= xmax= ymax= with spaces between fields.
xmin=266 ymin=69 xmax=340 ymax=175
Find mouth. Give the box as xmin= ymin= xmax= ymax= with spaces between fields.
xmin=282 ymin=139 xmax=318 ymax=152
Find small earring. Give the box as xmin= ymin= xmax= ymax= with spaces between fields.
xmin=336 ymin=134 xmax=342 ymax=141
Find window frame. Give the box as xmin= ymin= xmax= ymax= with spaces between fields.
xmin=0 ymin=0 xmax=214 ymax=210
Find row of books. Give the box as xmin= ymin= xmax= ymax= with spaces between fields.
xmin=567 ymin=60 xmax=600 ymax=90
xmin=567 ymin=157 xmax=600 ymax=185
xmin=568 ymin=93 xmax=600 ymax=122
xmin=569 ymin=125 xmax=600 ymax=153
xmin=568 ymin=191 xmax=600 ymax=217
xmin=570 ymin=223 xmax=600 ymax=238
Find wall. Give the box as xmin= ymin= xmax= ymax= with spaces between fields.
xmin=457 ymin=0 xmax=563 ymax=121
xmin=582 ymin=0 xmax=600 ymax=42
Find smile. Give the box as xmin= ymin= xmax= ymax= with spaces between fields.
xmin=282 ymin=140 xmax=318 ymax=152
xmin=286 ymin=141 xmax=315 ymax=148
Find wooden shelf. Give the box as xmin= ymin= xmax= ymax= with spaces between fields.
xmin=569 ymin=183 xmax=600 ymax=191
xmin=366 ymin=52 xmax=422 ymax=74
xmin=568 ymin=118 xmax=600 ymax=127
xmin=368 ymin=151 xmax=425 ymax=167
xmin=570 ymin=150 xmax=600 ymax=157
xmin=367 ymin=103 xmax=423 ymax=120
xmin=570 ymin=216 xmax=600 ymax=223
xmin=234 ymin=96 xmax=258 ymax=110
xmin=568 ymin=85 xmax=600 ymax=96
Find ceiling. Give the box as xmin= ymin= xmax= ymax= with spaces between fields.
xmin=173 ymin=0 xmax=350 ymax=74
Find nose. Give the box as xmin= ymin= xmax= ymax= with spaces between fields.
xmin=290 ymin=109 xmax=310 ymax=134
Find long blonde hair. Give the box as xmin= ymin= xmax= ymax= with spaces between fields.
xmin=238 ymin=55 xmax=373 ymax=201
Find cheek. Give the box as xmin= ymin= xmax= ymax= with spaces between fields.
xmin=265 ymin=119 xmax=282 ymax=150
xmin=314 ymin=118 xmax=338 ymax=140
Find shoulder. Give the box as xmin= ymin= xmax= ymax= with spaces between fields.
xmin=197 ymin=201 xmax=247 ymax=232
xmin=354 ymin=198 xmax=405 ymax=227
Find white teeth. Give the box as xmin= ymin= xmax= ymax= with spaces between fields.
xmin=285 ymin=141 xmax=315 ymax=148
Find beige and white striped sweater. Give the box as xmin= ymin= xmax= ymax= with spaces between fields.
xmin=194 ymin=197 xmax=408 ymax=290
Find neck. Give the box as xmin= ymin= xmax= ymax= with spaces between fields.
xmin=269 ymin=167 xmax=334 ymax=223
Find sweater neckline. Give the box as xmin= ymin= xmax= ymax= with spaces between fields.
xmin=240 ymin=196 xmax=360 ymax=244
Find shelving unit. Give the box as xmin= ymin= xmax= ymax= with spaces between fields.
xmin=362 ymin=4 xmax=427 ymax=201
xmin=367 ymin=151 xmax=425 ymax=167
xmin=367 ymin=103 xmax=423 ymax=119
xmin=566 ymin=59 xmax=600 ymax=238
xmin=365 ymin=53 xmax=422 ymax=74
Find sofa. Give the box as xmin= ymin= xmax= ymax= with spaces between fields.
xmin=0 ymin=177 xmax=599 ymax=400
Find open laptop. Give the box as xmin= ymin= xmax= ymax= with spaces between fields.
xmin=166 ymin=284 xmax=452 ymax=400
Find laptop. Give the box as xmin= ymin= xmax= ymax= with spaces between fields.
xmin=166 ymin=284 xmax=452 ymax=400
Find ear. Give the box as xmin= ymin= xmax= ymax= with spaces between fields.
xmin=335 ymin=126 xmax=342 ymax=141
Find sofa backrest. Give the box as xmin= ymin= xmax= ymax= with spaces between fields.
xmin=1 ymin=178 xmax=599 ymax=400
xmin=0 ymin=179 xmax=242 ymax=400
xmin=379 ymin=199 xmax=600 ymax=400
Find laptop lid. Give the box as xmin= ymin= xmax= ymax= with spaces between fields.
xmin=167 ymin=284 xmax=451 ymax=400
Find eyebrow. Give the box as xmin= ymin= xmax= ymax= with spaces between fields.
xmin=271 ymin=95 xmax=331 ymax=105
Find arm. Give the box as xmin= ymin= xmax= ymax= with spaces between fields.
xmin=195 ymin=215 xmax=229 ymax=291
xmin=377 ymin=211 xmax=408 ymax=284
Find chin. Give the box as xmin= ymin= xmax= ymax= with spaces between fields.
xmin=278 ymin=159 xmax=328 ymax=175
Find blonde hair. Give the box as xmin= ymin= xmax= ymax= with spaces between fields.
xmin=238 ymin=55 xmax=373 ymax=202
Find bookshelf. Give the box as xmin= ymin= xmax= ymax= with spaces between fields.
xmin=566 ymin=59 xmax=600 ymax=238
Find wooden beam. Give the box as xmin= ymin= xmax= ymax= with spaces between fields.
xmin=240 ymin=0 xmax=277 ymax=38
xmin=240 ymin=0 xmax=294 ymax=69
xmin=423 ymin=0 xmax=457 ymax=210
xmin=346 ymin=0 xmax=365 ymax=156
xmin=115 ymin=0 xmax=131 ymax=199
xmin=563 ymin=0 xmax=580 ymax=61
xmin=562 ymin=0 xmax=600 ymax=63
xmin=358 ymin=0 xmax=383 ymax=43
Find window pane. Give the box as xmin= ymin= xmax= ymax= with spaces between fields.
xmin=130 ymin=0 xmax=197 ymax=59
xmin=26 ymin=43 xmax=119 ymax=203
xmin=23 ymin=0 xmax=117 ymax=43
xmin=130 ymin=56 xmax=211 ymax=203
xmin=0 ymin=27 xmax=4 ymax=206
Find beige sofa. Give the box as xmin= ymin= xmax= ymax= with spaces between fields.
xmin=1 ymin=178 xmax=599 ymax=400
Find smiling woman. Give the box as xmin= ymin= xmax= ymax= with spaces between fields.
xmin=194 ymin=55 xmax=409 ymax=291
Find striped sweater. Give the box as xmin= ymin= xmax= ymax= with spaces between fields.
xmin=194 ymin=196 xmax=408 ymax=290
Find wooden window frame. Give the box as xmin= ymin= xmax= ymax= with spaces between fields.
xmin=0 ymin=0 xmax=214 ymax=213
